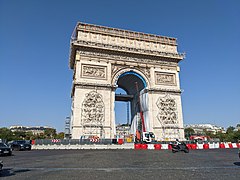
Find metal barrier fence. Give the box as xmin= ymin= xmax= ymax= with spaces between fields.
xmin=34 ymin=139 xmax=221 ymax=145
xmin=34 ymin=139 xmax=115 ymax=145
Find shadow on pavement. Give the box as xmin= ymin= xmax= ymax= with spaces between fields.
xmin=0 ymin=168 xmax=30 ymax=177
xmin=233 ymin=162 xmax=240 ymax=166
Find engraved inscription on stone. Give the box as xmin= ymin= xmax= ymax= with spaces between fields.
xmin=81 ymin=64 xmax=107 ymax=79
xmin=155 ymin=72 xmax=176 ymax=85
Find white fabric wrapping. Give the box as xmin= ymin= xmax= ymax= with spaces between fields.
xmin=130 ymin=114 xmax=139 ymax=135
xmin=140 ymin=89 xmax=150 ymax=132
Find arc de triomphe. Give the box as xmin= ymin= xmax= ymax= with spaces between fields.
xmin=69 ymin=22 xmax=185 ymax=141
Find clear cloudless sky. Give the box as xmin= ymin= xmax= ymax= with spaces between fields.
xmin=0 ymin=0 xmax=240 ymax=132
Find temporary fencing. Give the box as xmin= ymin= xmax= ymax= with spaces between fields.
xmin=32 ymin=139 xmax=240 ymax=150
xmin=134 ymin=142 xmax=240 ymax=150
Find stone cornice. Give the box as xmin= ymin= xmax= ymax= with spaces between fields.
xmin=78 ymin=49 xmax=178 ymax=65
xmin=69 ymin=22 xmax=185 ymax=69
xmin=74 ymin=82 xmax=113 ymax=88
xmin=148 ymin=88 xmax=182 ymax=94
xmin=71 ymin=82 xmax=114 ymax=97
xmin=74 ymin=40 xmax=184 ymax=58
xmin=71 ymin=81 xmax=182 ymax=97
xmin=69 ymin=46 xmax=181 ymax=69
xmin=75 ymin=22 xmax=177 ymax=45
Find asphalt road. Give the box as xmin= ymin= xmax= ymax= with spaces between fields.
xmin=0 ymin=148 xmax=240 ymax=180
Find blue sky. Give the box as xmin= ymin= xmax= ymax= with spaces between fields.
xmin=0 ymin=0 xmax=239 ymax=132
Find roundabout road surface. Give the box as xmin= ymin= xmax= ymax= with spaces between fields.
xmin=0 ymin=148 xmax=240 ymax=180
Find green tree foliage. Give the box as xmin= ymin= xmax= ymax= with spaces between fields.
xmin=44 ymin=128 xmax=57 ymax=139
xmin=0 ymin=127 xmax=65 ymax=141
xmin=184 ymin=125 xmax=240 ymax=142
xmin=202 ymin=126 xmax=240 ymax=142
xmin=55 ymin=132 xmax=64 ymax=139
xmin=226 ymin=126 xmax=235 ymax=134
xmin=184 ymin=128 xmax=195 ymax=139
xmin=0 ymin=128 xmax=14 ymax=141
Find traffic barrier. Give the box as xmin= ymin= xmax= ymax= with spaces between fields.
xmin=203 ymin=144 xmax=209 ymax=149
xmin=191 ymin=144 xmax=197 ymax=150
xmin=90 ymin=137 xmax=99 ymax=143
xmin=31 ymin=140 xmax=35 ymax=145
xmin=148 ymin=144 xmax=155 ymax=150
xmin=134 ymin=143 xmax=141 ymax=149
xmin=224 ymin=143 xmax=229 ymax=148
xmin=186 ymin=144 xmax=192 ymax=149
xmin=51 ymin=139 xmax=60 ymax=143
xmin=197 ymin=143 xmax=203 ymax=149
xmin=214 ymin=142 xmax=220 ymax=149
xmin=219 ymin=143 xmax=225 ymax=148
xmin=118 ymin=139 xmax=124 ymax=145
xmin=141 ymin=144 xmax=148 ymax=150
xmin=232 ymin=143 xmax=237 ymax=148
xmin=161 ymin=144 xmax=168 ymax=149
xmin=168 ymin=144 xmax=172 ymax=150
xmin=154 ymin=144 xmax=162 ymax=150
xmin=112 ymin=139 xmax=117 ymax=144
xmin=33 ymin=142 xmax=239 ymax=150
xmin=228 ymin=143 xmax=233 ymax=148
xmin=126 ymin=137 xmax=132 ymax=143
xmin=232 ymin=143 xmax=238 ymax=148
xmin=209 ymin=143 xmax=215 ymax=149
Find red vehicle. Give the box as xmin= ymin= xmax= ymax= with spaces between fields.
xmin=238 ymin=140 xmax=240 ymax=159
xmin=190 ymin=135 xmax=210 ymax=141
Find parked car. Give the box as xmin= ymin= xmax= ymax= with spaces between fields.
xmin=0 ymin=143 xmax=12 ymax=156
xmin=0 ymin=160 xmax=3 ymax=172
xmin=9 ymin=140 xmax=31 ymax=151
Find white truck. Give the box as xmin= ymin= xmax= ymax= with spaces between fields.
xmin=142 ymin=132 xmax=156 ymax=143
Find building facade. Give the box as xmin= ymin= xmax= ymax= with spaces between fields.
xmin=185 ymin=124 xmax=225 ymax=135
xmin=69 ymin=22 xmax=185 ymax=141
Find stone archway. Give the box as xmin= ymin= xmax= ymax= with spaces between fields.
xmin=114 ymin=70 xmax=148 ymax=134
xmin=69 ymin=22 xmax=185 ymax=140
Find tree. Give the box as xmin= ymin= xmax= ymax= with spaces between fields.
xmin=184 ymin=128 xmax=195 ymax=139
xmin=232 ymin=130 xmax=240 ymax=142
xmin=55 ymin=132 xmax=65 ymax=139
xmin=226 ymin=126 xmax=235 ymax=134
xmin=44 ymin=128 xmax=57 ymax=139
xmin=0 ymin=128 xmax=14 ymax=141
xmin=203 ymin=129 xmax=214 ymax=137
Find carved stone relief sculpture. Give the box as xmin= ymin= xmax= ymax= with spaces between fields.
xmin=82 ymin=64 xmax=107 ymax=79
xmin=81 ymin=91 xmax=105 ymax=126
xmin=155 ymin=72 xmax=176 ymax=85
xmin=156 ymin=94 xmax=178 ymax=127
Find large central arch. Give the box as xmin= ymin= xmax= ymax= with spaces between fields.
xmin=114 ymin=70 xmax=148 ymax=133
xmin=69 ymin=22 xmax=185 ymax=141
